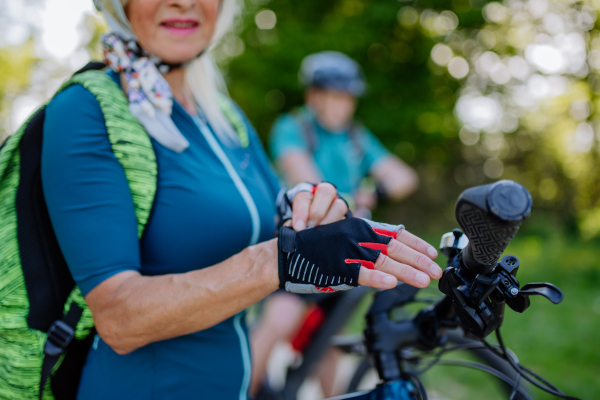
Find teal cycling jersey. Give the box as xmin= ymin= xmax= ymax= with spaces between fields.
xmin=269 ymin=107 xmax=390 ymax=194
xmin=41 ymin=71 xmax=280 ymax=399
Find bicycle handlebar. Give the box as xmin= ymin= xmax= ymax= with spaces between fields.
xmin=360 ymin=180 xmax=576 ymax=399
xmin=455 ymin=180 xmax=532 ymax=274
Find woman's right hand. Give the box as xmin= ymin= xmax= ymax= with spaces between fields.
xmin=277 ymin=217 xmax=441 ymax=293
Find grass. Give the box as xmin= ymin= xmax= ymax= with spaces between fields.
xmin=343 ymin=222 xmax=600 ymax=400
xmin=496 ymin=234 xmax=600 ymax=400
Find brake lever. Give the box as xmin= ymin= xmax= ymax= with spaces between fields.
xmin=503 ymin=279 xmax=563 ymax=313
xmin=519 ymin=283 xmax=564 ymax=304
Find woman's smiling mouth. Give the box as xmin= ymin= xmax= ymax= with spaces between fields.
xmin=160 ymin=19 xmax=199 ymax=35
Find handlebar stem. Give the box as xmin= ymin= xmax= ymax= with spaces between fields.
xmin=365 ymin=311 xmax=419 ymax=382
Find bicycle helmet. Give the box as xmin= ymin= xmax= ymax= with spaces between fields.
xmin=299 ymin=51 xmax=366 ymax=97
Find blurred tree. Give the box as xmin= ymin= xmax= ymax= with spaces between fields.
xmin=0 ymin=43 xmax=37 ymax=140
xmin=218 ymin=0 xmax=487 ymax=230
xmin=220 ymin=0 xmax=600 ymax=238
xmin=447 ymin=0 xmax=600 ymax=238
xmin=0 ymin=1 xmax=106 ymax=142
xmin=0 ymin=0 xmax=40 ymax=140
xmin=4 ymin=0 xmax=600 ymax=238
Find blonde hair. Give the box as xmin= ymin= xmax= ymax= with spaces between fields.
xmin=99 ymin=0 xmax=242 ymax=145
xmin=186 ymin=0 xmax=242 ymax=145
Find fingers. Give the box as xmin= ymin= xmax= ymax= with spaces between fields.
xmin=357 ymin=266 xmax=398 ymax=289
xmin=384 ymin=239 xmax=443 ymax=279
xmin=307 ymin=183 xmax=338 ymax=227
xmin=291 ymin=183 xmax=341 ymax=231
xmin=292 ymin=191 xmax=312 ymax=231
xmin=371 ymin=253 xmax=433 ymax=288
xmin=357 ymin=253 xmax=437 ymax=290
xmin=320 ymin=198 xmax=349 ymax=225
xmin=396 ymin=229 xmax=438 ymax=260
xmin=362 ymin=239 xmax=443 ymax=289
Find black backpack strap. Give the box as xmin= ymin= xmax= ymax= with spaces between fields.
xmin=293 ymin=110 xmax=318 ymax=154
xmin=39 ymin=304 xmax=83 ymax=399
xmin=294 ymin=110 xmax=364 ymax=161
xmin=348 ymin=122 xmax=365 ymax=160
xmin=73 ymin=61 xmax=107 ymax=76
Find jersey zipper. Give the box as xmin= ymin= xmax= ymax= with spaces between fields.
xmin=192 ymin=115 xmax=256 ymax=400
xmin=191 ymin=116 xmax=261 ymax=246
xmin=233 ymin=313 xmax=251 ymax=400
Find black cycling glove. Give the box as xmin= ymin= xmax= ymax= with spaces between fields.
xmin=278 ymin=217 xmax=405 ymax=293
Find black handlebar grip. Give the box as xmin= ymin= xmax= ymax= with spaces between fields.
xmin=455 ymin=180 xmax=532 ymax=274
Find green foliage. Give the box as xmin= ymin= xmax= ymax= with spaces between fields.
xmin=225 ymin=0 xmax=600 ymax=238
xmin=0 ymin=42 xmax=37 ymax=140
xmin=228 ymin=0 xmax=470 ymax=149
xmin=498 ymin=232 xmax=600 ymax=400
xmin=223 ymin=0 xmax=487 ymax=226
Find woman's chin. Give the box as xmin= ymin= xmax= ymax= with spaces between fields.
xmin=154 ymin=49 xmax=205 ymax=66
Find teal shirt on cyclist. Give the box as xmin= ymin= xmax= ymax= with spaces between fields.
xmin=42 ymin=70 xmax=281 ymax=400
xmin=269 ymin=107 xmax=390 ymax=195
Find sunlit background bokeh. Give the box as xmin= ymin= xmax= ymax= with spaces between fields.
xmin=1 ymin=0 xmax=599 ymax=398
xmin=5 ymin=0 xmax=600 ymax=237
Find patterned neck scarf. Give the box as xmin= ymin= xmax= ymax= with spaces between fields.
xmin=101 ymin=33 xmax=190 ymax=152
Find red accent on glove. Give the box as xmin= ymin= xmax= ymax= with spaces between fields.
xmin=345 ymin=259 xmax=375 ymax=269
xmin=373 ymin=228 xmax=398 ymax=239
xmin=359 ymin=242 xmax=388 ymax=255
xmin=315 ymin=286 xmax=337 ymax=293
xmin=312 ymin=183 xmax=339 ymax=199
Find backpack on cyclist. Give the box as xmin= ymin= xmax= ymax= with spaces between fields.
xmin=292 ymin=108 xmax=365 ymax=160
xmin=0 ymin=62 xmax=249 ymax=400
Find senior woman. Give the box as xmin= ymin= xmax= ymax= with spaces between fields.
xmin=40 ymin=0 xmax=442 ymax=398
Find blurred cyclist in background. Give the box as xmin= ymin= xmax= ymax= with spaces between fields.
xmin=270 ymin=51 xmax=418 ymax=219
xmin=250 ymin=52 xmax=419 ymax=397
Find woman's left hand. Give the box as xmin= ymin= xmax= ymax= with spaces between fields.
xmin=288 ymin=182 xmax=349 ymax=231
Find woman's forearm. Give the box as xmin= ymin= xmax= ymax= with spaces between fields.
xmin=86 ymin=239 xmax=279 ymax=355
